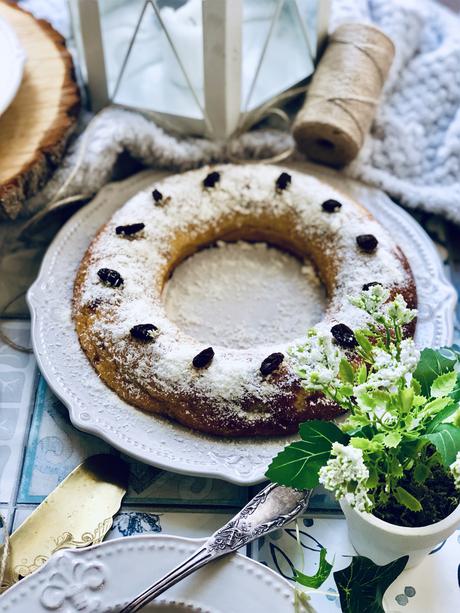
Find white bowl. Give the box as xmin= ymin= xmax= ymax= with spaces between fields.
xmin=340 ymin=498 xmax=460 ymax=569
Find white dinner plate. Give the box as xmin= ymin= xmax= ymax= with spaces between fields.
xmin=27 ymin=168 xmax=457 ymax=485
xmin=0 ymin=15 xmax=26 ymax=117
xmin=0 ymin=534 xmax=295 ymax=612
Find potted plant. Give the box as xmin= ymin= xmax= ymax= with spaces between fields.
xmin=267 ymin=284 xmax=460 ymax=569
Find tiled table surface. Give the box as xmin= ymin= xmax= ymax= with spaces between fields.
xmin=1 ymin=214 xmax=460 ymax=611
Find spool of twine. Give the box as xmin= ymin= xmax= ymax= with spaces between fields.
xmin=292 ymin=23 xmax=395 ymax=167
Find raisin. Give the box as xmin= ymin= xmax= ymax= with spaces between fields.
xmin=275 ymin=172 xmax=291 ymax=191
xmin=203 ymin=171 xmax=220 ymax=188
xmin=260 ymin=352 xmax=284 ymax=376
xmin=192 ymin=347 xmax=215 ymax=368
xmin=331 ymin=324 xmax=358 ymax=349
xmin=97 ymin=268 xmax=124 ymax=288
xmin=321 ymin=199 xmax=342 ymax=213
xmin=152 ymin=189 xmax=163 ymax=203
xmin=115 ymin=222 xmax=145 ymax=236
xmin=356 ymin=234 xmax=378 ymax=253
xmin=130 ymin=323 xmax=159 ymax=342
xmin=362 ymin=281 xmax=382 ymax=291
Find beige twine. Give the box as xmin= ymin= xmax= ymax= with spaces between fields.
xmin=293 ymin=22 xmax=395 ymax=167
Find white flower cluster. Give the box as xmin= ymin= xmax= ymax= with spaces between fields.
xmin=350 ymin=285 xmax=416 ymax=328
xmin=355 ymin=338 xmax=420 ymax=394
xmin=450 ymin=451 xmax=460 ymax=490
xmin=319 ymin=443 xmax=372 ymax=512
xmin=289 ymin=330 xmax=341 ymax=391
xmin=384 ymin=294 xmax=417 ymax=326
xmin=349 ymin=284 xmax=390 ymax=316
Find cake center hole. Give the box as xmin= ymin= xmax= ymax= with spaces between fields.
xmin=163 ymin=241 xmax=327 ymax=350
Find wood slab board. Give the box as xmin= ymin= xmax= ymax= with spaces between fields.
xmin=0 ymin=0 xmax=80 ymax=221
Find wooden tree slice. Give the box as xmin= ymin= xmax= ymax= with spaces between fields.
xmin=0 ymin=0 xmax=80 ymax=221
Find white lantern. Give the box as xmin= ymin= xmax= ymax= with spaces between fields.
xmin=70 ymin=0 xmax=330 ymax=139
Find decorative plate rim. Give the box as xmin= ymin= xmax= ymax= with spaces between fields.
xmin=0 ymin=534 xmax=295 ymax=612
xmin=0 ymin=15 xmax=26 ymax=117
xmin=26 ymin=170 xmax=457 ymax=485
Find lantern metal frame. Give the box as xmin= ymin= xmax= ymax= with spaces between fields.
xmin=70 ymin=0 xmax=330 ymax=139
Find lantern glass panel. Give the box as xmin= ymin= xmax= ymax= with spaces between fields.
xmin=98 ymin=0 xmax=204 ymax=119
xmin=242 ymin=0 xmax=315 ymax=112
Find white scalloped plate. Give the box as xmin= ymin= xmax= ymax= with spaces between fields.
xmin=27 ymin=169 xmax=457 ymax=485
xmin=0 ymin=535 xmax=295 ymax=612
xmin=0 ymin=15 xmax=26 ymax=117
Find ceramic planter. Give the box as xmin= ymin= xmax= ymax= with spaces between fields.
xmin=340 ymin=498 xmax=460 ymax=569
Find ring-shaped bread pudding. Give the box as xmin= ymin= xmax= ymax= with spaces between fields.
xmin=73 ymin=164 xmax=416 ymax=437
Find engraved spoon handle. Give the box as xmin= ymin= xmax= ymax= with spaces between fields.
xmin=119 ymin=484 xmax=311 ymax=613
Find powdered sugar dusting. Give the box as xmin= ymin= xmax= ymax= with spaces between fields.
xmin=74 ymin=164 xmax=411 ymax=427
xmin=163 ymin=241 xmax=326 ymax=350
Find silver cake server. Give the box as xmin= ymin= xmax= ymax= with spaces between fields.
xmin=120 ymin=483 xmax=311 ymax=613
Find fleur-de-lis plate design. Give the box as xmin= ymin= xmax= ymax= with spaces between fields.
xmin=40 ymin=557 xmax=105 ymax=611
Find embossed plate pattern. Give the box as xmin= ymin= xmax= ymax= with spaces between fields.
xmin=0 ymin=534 xmax=294 ymax=612
xmin=27 ymin=169 xmax=456 ymax=484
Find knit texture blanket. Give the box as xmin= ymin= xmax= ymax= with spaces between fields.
xmin=18 ymin=0 xmax=460 ymax=223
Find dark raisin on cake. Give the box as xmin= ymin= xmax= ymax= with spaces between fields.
xmin=115 ymin=222 xmax=145 ymax=236
xmin=362 ymin=281 xmax=382 ymax=291
xmin=322 ymin=199 xmax=342 ymax=213
xmin=275 ymin=172 xmax=291 ymax=191
xmin=260 ymin=352 xmax=284 ymax=376
xmin=97 ymin=268 xmax=124 ymax=288
xmin=193 ymin=347 xmax=215 ymax=368
xmin=356 ymin=234 xmax=378 ymax=253
xmin=203 ymin=171 xmax=220 ymax=188
xmin=130 ymin=323 xmax=159 ymax=342
xmin=331 ymin=323 xmax=358 ymax=349
xmin=152 ymin=189 xmax=163 ymax=203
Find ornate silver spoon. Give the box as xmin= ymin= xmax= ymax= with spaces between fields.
xmin=120 ymin=483 xmax=311 ymax=613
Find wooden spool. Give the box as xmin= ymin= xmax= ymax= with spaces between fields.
xmin=0 ymin=0 xmax=80 ymax=221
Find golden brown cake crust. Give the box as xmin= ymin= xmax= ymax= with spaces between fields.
xmin=73 ymin=165 xmax=417 ymax=437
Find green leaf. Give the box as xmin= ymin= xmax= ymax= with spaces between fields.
xmin=413 ymin=462 xmax=430 ymax=484
xmin=354 ymin=330 xmax=373 ymax=356
xmin=366 ymin=465 xmax=379 ymax=489
xmin=414 ymin=347 xmax=458 ymax=397
xmin=426 ymin=423 xmax=460 ymax=466
xmin=266 ymin=421 xmax=349 ymax=489
xmin=334 ymin=555 xmax=408 ymax=613
xmin=294 ymin=548 xmax=333 ymax=589
xmin=422 ymin=396 xmax=452 ymax=418
xmin=400 ymin=388 xmax=414 ymax=413
xmin=411 ymin=377 xmax=421 ymax=395
xmin=425 ymin=402 xmax=459 ymax=433
xmin=431 ymin=371 xmax=458 ymax=398
xmin=338 ymin=385 xmax=354 ymax=398
xmin=339 ymin=358 xmax=354 ymax=384
xmin=394 ymin=486 xmax=422 ymax=512
xmin=350 ymin=436 xmax=382 ymax=452
xmin=383 ymin=431 xmax=402 ymax=448
xmin=298 ymin=420 xmax=349 ymax=446
xmin=357 ymin=363 xmax=367 ymax=385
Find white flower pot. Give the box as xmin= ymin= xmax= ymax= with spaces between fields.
xmin=340 ymin=498 xmax=460 ymax=569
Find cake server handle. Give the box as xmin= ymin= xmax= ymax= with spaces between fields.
xmin=119 ymin=483 xmax=311 ymax=613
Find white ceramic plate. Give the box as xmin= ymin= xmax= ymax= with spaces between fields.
xmin=27 ymin=169 xmax=457 ymax=485
xmin=0 ymin=535 xmax=294 ymax=612
xmin=0 ymin=16 xmax=26 ymax=117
